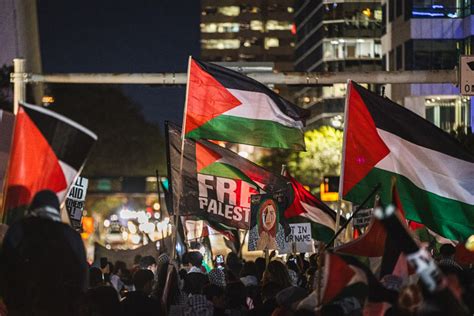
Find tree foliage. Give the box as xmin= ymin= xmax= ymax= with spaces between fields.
xmin=49 ymin=84 xmax=166 ymax=177
xmin=288 ymin=126 xmax=343 ymax=186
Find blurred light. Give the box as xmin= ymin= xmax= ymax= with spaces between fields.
xmin=156 ymin=241 xmax=161 ymax=249
xmin=103 ymin=219 xmax=110 ymax=227
xmin=143 ymin=222 xmax=155 ymax=234
xmin=130 ymin=234 xmax=141 ymax=244
xmin=137 ymin=211 xmax=148 ymax=224
xmin=106 ymin=244 xmax=111 ymax=250
xmin=164 ymin=217 xmax=170 ymax=225
xmin=287 ymin=7 xmax=294 ymax=13
xmin=303 ymin=97 xmax=310 ymax=103
xmin=466 ymin=235 xmax=474 ymax=251
xmin=120 ymin=208 xmax=137 ymax=219
xmin=362 ymin=8 xmax=371 ymax=17
xmin=122 ymin=231 xmax=128 ymax=240
xmin=42 ymin=96 xmax=54 ymax=105
xmin=128 ymin=221 xmax=137 ymax=234
xmin=153 ymin=202 xmax=161 ymax=211
xmin=146 ymin=213 xmax=152 ymax=219
xmin=338 ymin=39 xmax=345 ymax=43
xmin=176 ymin=243 xmax=182 ymax=253
xmin=110 ymin=214 xmax=118 ymax=221
xmin=238 ymin=151 xmax=249 ymax=159
xmin=154 ymin=212 xmax=161 ymax=220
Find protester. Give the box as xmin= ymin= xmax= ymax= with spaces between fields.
xmin=121 ymin=269 xmax=163 ymax=316
xmin=80 ymin=285 xmax=123 ymax=316
xmin=225 ymin=281 xmax=248 ymax=315
xmin=0 ymin=190 xmax=88 ymax=316
xmin=203 ymin=284 xmax=226 ymax=316
xmin=183 ymin=251 xmax=209 ymax=295
xmin=139 ymin=255 xmax=158 ymax=275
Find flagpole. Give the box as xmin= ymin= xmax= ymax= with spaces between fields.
xmin=170 ymin=56 xmax=193 ymax=260
xmin=335 ymin=80 xmax=352 ymax=244
xmin=324 ymin=183 xmax=381 ymax=250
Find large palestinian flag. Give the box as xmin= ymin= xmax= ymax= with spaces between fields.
xmin=167 ymin=122 xmax=288 ymax=229
xmin=183 ymin=58 xmax=310 ymax=150
xmin=2 ymin=102 xmax=97 ymax=224
xmin=284 ymin=174 xmax=339 ymax=243
xmin=341 ymin=82 xmax=474 ymax=241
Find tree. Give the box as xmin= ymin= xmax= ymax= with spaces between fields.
xmin=287 ymin=126 xmax=343 ymax=186
xmin=49 ymin=84 xmax=166 ymax=177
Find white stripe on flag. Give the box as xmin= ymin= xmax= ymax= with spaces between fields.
xmin=375 ymin=129 xmax=474 ymax=205
xmin=223 ymin=89 xmax=304 ymax=129
xmin=300 ymin=201 xmax=336 ymax=229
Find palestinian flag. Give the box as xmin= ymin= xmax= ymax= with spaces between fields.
xmin=166 ymin=122 xmax=288 ymax=229
xmin=183 ymin=58 xmax=310 ymax=150
xmin=2 ymin=102 xmax=97 ymax=224
xmin=284 ymin=174 xmax=339 ymax=243
xmin=341 ymin=81 xmax=474 ymax=241
xmin=297 ymin=252 xmax=368 ymax=311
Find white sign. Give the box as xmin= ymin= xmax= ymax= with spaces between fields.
xmin=65 ymin=177 xmax=88 ymax=228
xmin=460 ymin=55 xmax=474 ymax=96
xmin=280 ymin=223 xmax=315 ymax=254
xmin=353 ymin=208 xmax=373 ymax=229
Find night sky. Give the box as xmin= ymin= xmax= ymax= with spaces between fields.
xmin=37 ymin=0 xmax=201 ymax=127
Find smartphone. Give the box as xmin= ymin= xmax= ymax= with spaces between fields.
xmin=216 ymin=255 xmax=224 ymax=264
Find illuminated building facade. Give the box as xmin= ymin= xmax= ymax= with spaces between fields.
xmin=294 ymin=1 xmax=383 ymax=128
xmin=200 ymin=0 xmax=296 ymax=71
xmin=382 ymin=0 xmax=472 ymax=131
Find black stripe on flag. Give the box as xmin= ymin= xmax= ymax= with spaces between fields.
xmin=22 ymin=103 xmax=98 ymax=170
xmin=193 ymin=59 xmax=310 ymax=123
xmin=352 ymin=83 xmax=474 ymax=163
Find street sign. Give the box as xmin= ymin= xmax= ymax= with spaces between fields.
xmin=460 ymin=55 xmax=474 ymax=95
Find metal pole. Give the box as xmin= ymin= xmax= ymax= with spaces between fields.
xmin=28 ymin=70 xmax=458 ymax=85
xmin=12 ymin=58 xmax=27 ymax=114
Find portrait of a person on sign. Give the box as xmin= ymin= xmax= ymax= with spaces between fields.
xmin=248 ymin=196 xmax=286 ymax=251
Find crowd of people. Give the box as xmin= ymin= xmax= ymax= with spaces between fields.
xmin=0 ymin=190 xmax=473 ymax=316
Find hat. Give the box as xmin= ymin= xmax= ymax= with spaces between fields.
xmin=28 ymin=190 xmax=61 ymax=221
xmin=30 ymin=190 xmax=60 ymax=211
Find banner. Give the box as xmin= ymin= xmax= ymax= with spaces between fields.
xmin=65 ymin=176 xmax=88 ymax=230
xmin=248 ymin=190 xmax=289 ymax=251
xmin=280 ymin=223 xmax=315 ymax=254
xmin=166 ymin=122 xmax=288 ymax=229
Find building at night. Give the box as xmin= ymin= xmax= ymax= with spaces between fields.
xmin=200 ymin=0 xmax=296 ymax=72
xmin=294 ymin=1 xmax=383 ymax=128
xmin=382 ymin=0 xmax=472 ymax=131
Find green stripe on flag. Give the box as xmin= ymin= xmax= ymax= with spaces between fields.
xmin=186 ymin=114 xmax=305 ymax=150
xmin=200 ymin=162 xmax=255 ymax=185
xmin=345 ymin=168 xmax=474 ymax=241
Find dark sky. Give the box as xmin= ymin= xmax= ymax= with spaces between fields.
xmin=37 ymin=0 xmax=201 ymax=127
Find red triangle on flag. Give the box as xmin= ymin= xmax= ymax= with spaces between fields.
xmin=4 ymin=107 xmax=68 ymax=211
xmin=342 ymin=82 xmax=390 ymax=197
xmin=196 ymin=142 xmax=222 ymax=173
xmin=185 ymin=59 xmax=241 ymax=135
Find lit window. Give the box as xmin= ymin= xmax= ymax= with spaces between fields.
xmin=374 ymin=9 xmax=382 ymax=21
xmin=201 ymin=23 xmax=240 ymax=33
xmin=266 ymin=20 xmax=292 ymax=31
xmin=202 ymin=39 xmax=240 ymax=49
xmin=264 ymin=37 xmax=279 ymax=49
xmin=218 ymin=6 xmax=240 ymax=16
xmin=250 ymin=20 xmax=263 ymax=31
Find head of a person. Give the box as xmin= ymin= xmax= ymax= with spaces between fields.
xmin=114 ymin=260 xmax=127 ymax=276
xmin=203 ymin=283 xmax=226 ymax=309
xmin=188 ymin=251 xmax=204 ymax=268
xmin=240 ymin=261 xmax=257 ymax=278
xmin=255 ymin=257 xmax=266 ymax=282
xmin=133 ymin=269 xmax=155 ymax=294
xmin=133 ymin=255 xmax=142 ymax=266
xmin=28 ymin=190 xmax=61 ymax=222
xmin=261 ymin=281 xmax=285 ymax=302
xmin=89 ymin=267 xmax=104 ymax=288
xmin=263 ymin=260 xmax=292 ymax=288
xmin=286 ymin=255 xmax=299 ymax=273
xmin=439 ymin=244 xmax=456 ymax=259
xmin=139 ymin=255 xmax=157 ymax=274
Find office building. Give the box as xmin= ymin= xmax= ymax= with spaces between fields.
xmin=382 ymin=0 xmax=472 ymax=130
xmin=200 ymin=0 xmax=296 ymax=72
xmin=294 ymin=1 xmax=383 ymax=128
